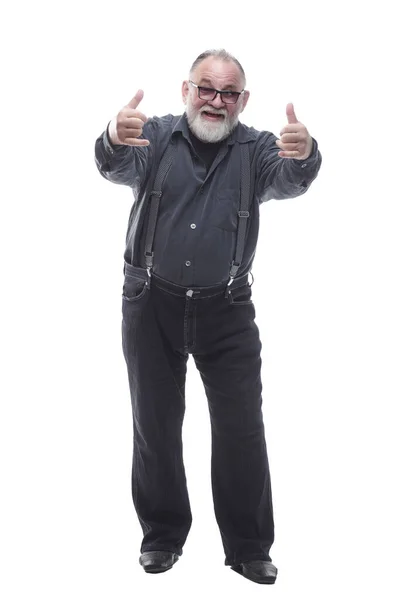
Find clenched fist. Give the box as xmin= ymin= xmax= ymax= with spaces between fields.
xmin=108 ymin=89 xmax=150 ymax=147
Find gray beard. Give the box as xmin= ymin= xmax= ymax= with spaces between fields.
xmin=185 ymin=103 xmax=240 ymax=143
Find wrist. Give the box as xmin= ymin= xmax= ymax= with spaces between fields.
xmin=107 ymin=117 xmax=121 ymax=146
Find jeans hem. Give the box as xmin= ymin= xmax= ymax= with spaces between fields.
xmin=141 ymin=545 xmax=183 ymax=557
xmin=225 ymin=552 xmax=272 ymax=567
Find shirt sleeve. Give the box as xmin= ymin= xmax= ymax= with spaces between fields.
xmin=94 ymin=117 xmax=158 ymax=189
xmin=255 ymin=132 xmax=322 ymax=203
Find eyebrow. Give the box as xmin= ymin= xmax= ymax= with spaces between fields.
xmin=198 ymin=78 xmax=237 ymax=91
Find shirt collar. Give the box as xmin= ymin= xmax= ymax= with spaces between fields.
xmin=172 ymin=112 xmax=257 ymax=145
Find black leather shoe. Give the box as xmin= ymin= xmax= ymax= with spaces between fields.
xmin=231 ymin=560 xmax=278 ymax=584
xmin=139 ymin=551 xmax=179 ymax=574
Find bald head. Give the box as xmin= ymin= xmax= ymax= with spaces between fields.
xmin=189 ymin=48 xmax=246 ymax=88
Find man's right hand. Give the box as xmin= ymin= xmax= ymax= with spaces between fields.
xmin=108 ymin=90 xmax=150 ymax=146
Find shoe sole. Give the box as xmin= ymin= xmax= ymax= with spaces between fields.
xmin=143 ymin=565 xmax=174 ymax=574
xmin=231 ymin=564 xmax=277 ymax=585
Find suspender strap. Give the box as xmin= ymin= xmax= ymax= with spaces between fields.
xmin=144 ymin=140 xmax=177 ymax=275
xmin=228 ymin=142 xmax=251 ymax=284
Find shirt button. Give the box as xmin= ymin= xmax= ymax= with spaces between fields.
xmin=301 ymin=163 xmax=307 ymax=169
xmin=185 ymin=261 xmax=191 ymax=267
xmin=190 ymin=223 xmax=196 ymax=229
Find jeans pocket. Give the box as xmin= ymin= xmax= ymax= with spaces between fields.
xmin=122 ymin=273 xmax=149 ymax=302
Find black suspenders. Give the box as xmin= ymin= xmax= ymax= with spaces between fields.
xmin=144 ymin=140 xmax=176 ymax=278
xmin=144 ymin=131 xmax=251 ymax=288
xmin=229 ymin=142 xmax=250 ymax=286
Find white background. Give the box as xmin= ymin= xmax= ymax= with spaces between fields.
xmin=1 ymin=0 xmax=399 ymax=598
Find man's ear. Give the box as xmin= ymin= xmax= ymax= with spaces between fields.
xmin=182 ymin=80 xmax=189 ymax=104
xmin=241 ymin=90 xmax=250 ymax=113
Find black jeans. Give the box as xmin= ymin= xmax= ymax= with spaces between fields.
xmin=121 ymin=262 xmax=275 ymax=567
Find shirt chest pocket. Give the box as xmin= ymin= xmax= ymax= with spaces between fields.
xmin=212 ymin=188 xmax=240 ymax=233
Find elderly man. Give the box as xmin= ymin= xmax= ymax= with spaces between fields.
xmin=94 ymin=49 xmax=322 ymax=585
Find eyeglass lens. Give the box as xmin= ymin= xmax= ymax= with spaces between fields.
xmin=198 ymin=87 xmax=239 ymax=104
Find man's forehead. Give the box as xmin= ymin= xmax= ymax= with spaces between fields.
xmin=193 ymin=58 xmax=242 ymax=88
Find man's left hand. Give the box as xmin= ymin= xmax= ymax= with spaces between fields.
xmin=275 ymin=103 xmax=313 ymax=160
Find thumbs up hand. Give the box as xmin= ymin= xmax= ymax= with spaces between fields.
xmin=108 ymin=89 xmax=150 ymax=146
xmin=275 ymin=103 xmax=313 ymax=160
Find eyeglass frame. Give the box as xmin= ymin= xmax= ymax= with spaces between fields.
xmin=188 ymin=80 xmax=245 ymax=105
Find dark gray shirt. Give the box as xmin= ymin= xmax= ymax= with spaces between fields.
xmin=94 ymin=112 xmax=322 ymax=286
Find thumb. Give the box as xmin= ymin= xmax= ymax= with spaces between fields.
xmin=286 ymin=102 xmax=298 ymax=124
xmin=127 ymin=89 xmax=144 ymax=110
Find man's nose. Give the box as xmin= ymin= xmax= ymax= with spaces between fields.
xmin=208 ymin=93 xmax=225 ymax=109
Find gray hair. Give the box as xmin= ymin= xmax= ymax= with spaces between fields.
xmin=189 ymin=49 xmax=246 ymax=87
